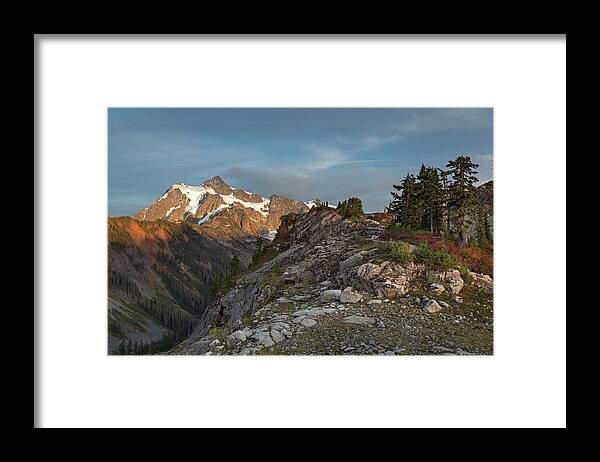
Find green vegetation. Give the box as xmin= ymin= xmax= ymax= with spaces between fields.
xmin=241 ymin=314 xmax=253 ymax=327
xmin=312 ymin=200 xmax=331 ymax=212
xmin=388 ymin=155 xmax=490 ymax=247
xmin=387 ymin=241 xmax=412 ymax=264
xmin=447 ymin=156 xmax=480 ymax=246
xmin=412 ymin=244 xmax=458 ymax=271
xmin=208 ymin=326 xmax=230 ymax=341
xmin=336 ymin=197 xmax=364 ymax=220
xmin=114 ymin=332 xmax=179 ymax=355
xmin=213 ymin=255 xmax=243 ymax=295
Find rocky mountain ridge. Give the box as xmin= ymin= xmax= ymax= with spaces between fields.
xmin=170 ymin=209 xmax=493 ymax=356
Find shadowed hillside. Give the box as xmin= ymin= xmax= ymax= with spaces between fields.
xmin=107 ymin=217 xmax=254 ymax=354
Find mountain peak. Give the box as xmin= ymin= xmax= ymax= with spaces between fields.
xmin=202 ymin=175 xmax=227 ymax=186
xmin=134 ymin=176 xmax=316 ymax=239
xmin=201 ymin=175 xmax=233 ymax=195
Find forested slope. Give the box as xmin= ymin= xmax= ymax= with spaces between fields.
xmin=107 ymin=217 xmax=253 ymax=354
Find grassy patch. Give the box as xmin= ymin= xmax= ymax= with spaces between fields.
xmin=208 ymin=326 xmax=230 ymax=341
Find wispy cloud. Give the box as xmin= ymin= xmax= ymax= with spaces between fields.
xmin=334 ymin=133 xmax=404 ymax=153
xmin=302 ymin=143 xmax=384 ymax=172
xmin=303 ymin=145 xmax=348 ymax=171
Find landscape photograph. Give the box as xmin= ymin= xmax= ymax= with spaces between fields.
xmin=108 ymin=108 xmax=494 ymax=356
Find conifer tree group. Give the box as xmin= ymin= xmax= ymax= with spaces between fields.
xmin=336 ymin=197 xmax=364 ymax=220
xmin=389 ymin=155 xmax=484 ymax=246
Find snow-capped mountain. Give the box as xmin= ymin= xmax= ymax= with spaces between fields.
xmin=134 ymin=176 xmax=323 ymax=240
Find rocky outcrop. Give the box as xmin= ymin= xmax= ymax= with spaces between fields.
xmin=169 ymin=209 xmax=493 ymax=356
xmin=469 ymin=271 xmax=494 ymax=292
xmin=345 ymin=261 xmax=424 ymax=299
xmin=340 ymin=287 xmax=363 ymax=304
xmin=433 ymin=270 xmax=465 ymax=295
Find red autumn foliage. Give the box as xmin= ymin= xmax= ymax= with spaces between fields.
xmin=431 ymin=241 xmax=493 ymax=275
xmin=369 ymin=212 xmax=393 ymax=224
xmin=380 ymin=226 xmax=493 ymax=275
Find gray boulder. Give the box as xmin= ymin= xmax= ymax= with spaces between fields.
xmin=339 ymin=253 xmax=364 ymax=272
xmin=300 ymin=318 xmax=317 ymax=327
xmin=270 ymin=329 xmax=285 ymax=343
xmin=422 ymin=299 xmax=443 ymax=313
xmin=340 ymin=287 xmax=363 ymax=304
xmin=320 ymin=289 xmax=342 ymax=302
xmin=226 ymin=329 xmax=247 ymax=347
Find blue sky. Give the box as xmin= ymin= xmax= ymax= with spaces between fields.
xmin=108 ymin=108 xmax=493 ymax=215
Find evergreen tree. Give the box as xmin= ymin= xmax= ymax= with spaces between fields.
xmin=418 ymin=166 xmax=443 ymax=234
xmin=476 ymin=210 xmax=493 ymax=249
xmin=446 ymin=155 xmax=479 ymax=246
xmin=336 ymin=197 xmax=364 ymax=219
xmin=438 ymin=168 xmax=452 ymax=240
xmin=253 ymin=238 xmax=264 ymax=265
xmin=231 ymin=255 xmax=241 ymax=274
xmin=389 ymin=174 xmax=418 ymax=228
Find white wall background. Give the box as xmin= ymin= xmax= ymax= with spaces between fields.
xmin=36 ymin=35 xmax=566 ymax=428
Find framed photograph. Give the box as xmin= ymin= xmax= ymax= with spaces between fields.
xmin=107 ymin=107 xmax=493 ymax=357
xmin=35 ymin=34 xmax=566 ymax=428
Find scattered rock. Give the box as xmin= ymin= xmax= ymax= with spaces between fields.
xmin=339 ymin=253 xmax=364 ymax=272
xmin=422 ymin=299 xmax=443 ymax=313
xmin=292 ymin=315 xmax=306 ymax=324
xmin=281 ymin=272 xmax=297 ymax=283
xmin=252 ymin=331 xmax=275 ymax=347
xmin=469 ymin=271 xmax=494 ymax=292
xmin=290 ymin=294 xmax=312 ymax=301
xmin=320 ymin=289 xmax=342 ymax=302
xmin=429 ymin=283 xmax=445 ymax=295
xmin=226 ymin=329 xmax=247 ymax=347
xmin=367 ymin=299 xmax=382 ymax=305
xmin=270 ymin=329 xmax=285 ymax=343
xmin=300 ymin=318 xmax=317 ymax=327
xmin=281 ymin=328 xmax=292 ymax=338
xmin=340 ymin=287 xmax=363 ymax=304
xmin=343 ymin=315 xmax=376 ymax=326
